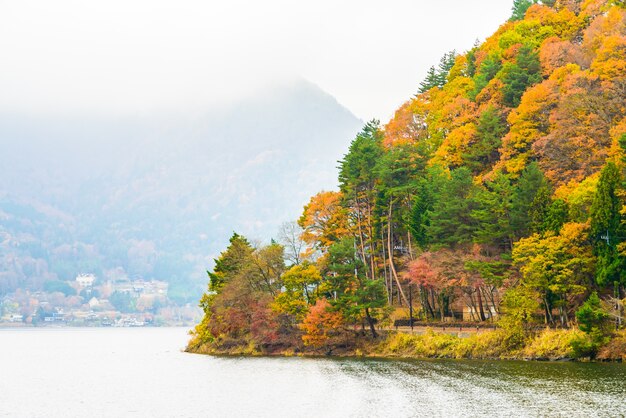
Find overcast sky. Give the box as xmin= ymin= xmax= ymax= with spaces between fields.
xmin=0 ymin=0 xmax=512 ymax=121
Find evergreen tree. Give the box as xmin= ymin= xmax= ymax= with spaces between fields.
xmin=472 ymin=172 xmax=515 ymax=250
xmin=207 ymin=232 xmax=253 ymax=292
xmin=338 ymin=120 xmax=384 ymax=278
xmin=436 ymin=50 xmax=457 ymax=86
xmin=543 ymin=199 xmax=569 ymax=234
xmin=325 ymin=238 xmax=387 ymax=338
xmin=470 ymin=54 xmax=502 ymax=100
xmin=463 ymin=106 xmax=506 ymax=173
xmin=502 ymin=45 xmax=542 ymax=107
xmin=418 ymin=66 xmax=439 ymax=93
xmin=528 ymin=184 xmax=552 ymax=234
xmin=510 ymin=0 xmax=536 ymax=21
xmin=510 ymin=162 xmax=548 ymax=238
xmin=590 ymin=161 xmax=626 ymax=287
xmin=418 ymin=50 xmax=457 ymax=93
xmin=428 ymin=167 xmax=478 ymax=247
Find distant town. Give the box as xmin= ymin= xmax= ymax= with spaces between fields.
xmin=0 ymin=274 xmax=201 ymax=327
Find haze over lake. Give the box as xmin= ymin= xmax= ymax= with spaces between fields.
xmin=1 ymin=327 xmax=625 ymax=418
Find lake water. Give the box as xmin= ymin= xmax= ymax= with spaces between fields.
xmin=1 ymin=327 xmax=625 ymax=417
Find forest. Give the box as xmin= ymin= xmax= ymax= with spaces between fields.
xmin=188 ymin=0 xmax=626 ymax=360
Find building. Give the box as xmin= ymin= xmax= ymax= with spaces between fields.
xmin=76 ymin=274 xmax=96 ymax=288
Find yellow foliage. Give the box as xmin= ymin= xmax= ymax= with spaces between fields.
xmin=554 ymin=173 xmax=599 ymax=222
xmin=591 ymin=35 xmax=626 ymax=80
xmin=522 ymin=328 xmax=584 ymax=359
xmin=499 ymin=80 xmax=559 ymax=174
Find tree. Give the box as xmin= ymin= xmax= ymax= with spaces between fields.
xmin=502 ymin=45 xmax=543 ymax=107
xmin=590 ymin=161 xmax=626 ymax=287
xmin=513 ymin=223 xmax=594 ymax=326
xmin=298 ymin=191 xmax=350 ymax=254
xmin=207 ymin=233 xmax=253 ymax=292
xmin=300 ymin=298 xmax=345 ymax=351
xmin=472 ymin=172 xmax=515 ymax=250
xmin=573 ymin=292 xmax=611 ymax=358
xmin=576 ymin=292 xmax=609 ymax=334
xmin=428 ymin=167 xmax=478 ymax=247
xmin=109 ymin=291 xmax=135 ymax=313
xmin=470 ymin=54 xmax=502 ymax=100
xmin=338 ymin=120 xmax=384 ymax=279
xmin=463 ymin=106 xmax=507 ymax=173
xmin=510 ymin=0 xmax=537 ymax=21
xmin=324 ymin=238 xmax=387 ymax=338
xmin=278 ymin=221 xmax=306 ymax=266
xmin=272 ymin=262 xmax=321 ymax=321
xmin=419 ymin=66 xmax=439 ymax=93
xmin=192 ymin=236 xmax=289 ymax=349
xmin=43 ymin=280 xmax=76 ymax=296
xmin=418 ymin=51 xmax=457 ymax=93
xmin=510 ymin=162 xmax=549 ymax=238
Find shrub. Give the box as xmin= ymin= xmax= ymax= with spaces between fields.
xmin=522 ymin=328 xmax=583 ymax=359
xmin=597 ymin=329 xmax=626 ymax=361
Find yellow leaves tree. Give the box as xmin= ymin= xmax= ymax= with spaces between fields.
xmin=498 ymin=78 xmax=560 ymax=175
xmin=298 ymin=191 xmax=350 ymax=256
xmin=272 ymin=262 xmax=322 ymax=321
xmin=383 ymin=100 xmax=426 ymax=147
xmin=513 ymin=222 xmax=594 ymax=325
xmin=591 ymin=35 xmax=626 ymax=80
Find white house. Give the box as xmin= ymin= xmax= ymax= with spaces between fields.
xmin=76 ymin=274 xmax=96 ymax=287
xmin=88 ymin=297 xmax=100 ymax=308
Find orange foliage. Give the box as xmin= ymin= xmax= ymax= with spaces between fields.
xmin=300 ymin=298 xmax=345 ymax=349
xmin=591 ymin=35 xmax=626 ymax=80
xmin=499 ymin=79 xmax=560 ymax=175
xmin=432 ymin=123 xmax=477 ymax=169
xmin=534 ymin=70 xmax=613 ymax=183
xmin=540 ymin=37 xmax=585 ymax=75
xmin=582 ymin=7 xmax=626 ymax=58
xmin=383 ymin=100 xmax=425 ymax=147
xmin=298 ymin=191 xmax=350 ymax=253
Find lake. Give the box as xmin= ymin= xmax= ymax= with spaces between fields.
xmin=1 ymin=327 xmax=625 ymax=417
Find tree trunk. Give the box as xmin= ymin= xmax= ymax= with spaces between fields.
xmin=543 ymin=295 xmax=554 ymax=325
xmin=476 ymin=286 xmax=486 ymax=321
xmin=380 ymin=232 xmax=391 ymax=304
xmin=364 ymin=307 xmax=378 ymax=338
xmin=387 ymin=199 xmax=410 ymax=307
xmin=354 ymin=198 xmax=369 ymax=279
xmin=365 ymin=199 xmax=376 ymax=280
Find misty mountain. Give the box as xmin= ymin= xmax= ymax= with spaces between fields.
xmin=0 ymin=80 xmax=362 ymax=301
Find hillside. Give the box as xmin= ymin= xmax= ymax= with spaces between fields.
xmin=0 ymin=79 xmax=361 ymax=302
xmin=189 ymin=0 xmax=626 ymax=360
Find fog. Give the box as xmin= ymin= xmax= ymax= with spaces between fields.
xmin=0 ymin=0 xmax=512 ymax=120
xmin=0 ymin=1 xmax=514 ymax=299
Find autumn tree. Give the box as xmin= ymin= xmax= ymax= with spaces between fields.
xmin=513 ymin=223 xmax=594 ymax=326
xmin=272 ymin=262 xmax=322 ymax=321
xmin=298 ymin=191 xmax=349 ymax=255
xmin=300 ymin=298 xmax=346 ymax=351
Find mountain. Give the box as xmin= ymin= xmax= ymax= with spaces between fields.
xmin=0 ymin=79 xmax=362 ymax=301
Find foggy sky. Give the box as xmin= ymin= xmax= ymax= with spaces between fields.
xmin=0 ymin=0 xmax=512 ymax=121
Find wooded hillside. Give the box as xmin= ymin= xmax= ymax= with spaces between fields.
xmin=189 ymin=0 xmax=626 ymax=359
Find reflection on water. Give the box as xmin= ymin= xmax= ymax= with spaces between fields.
xmin=0 ymin=328 xmax=624 ymax=417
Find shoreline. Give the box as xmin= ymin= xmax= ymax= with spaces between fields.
xmin=186 ymin=327 xmax=626 ymax=363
